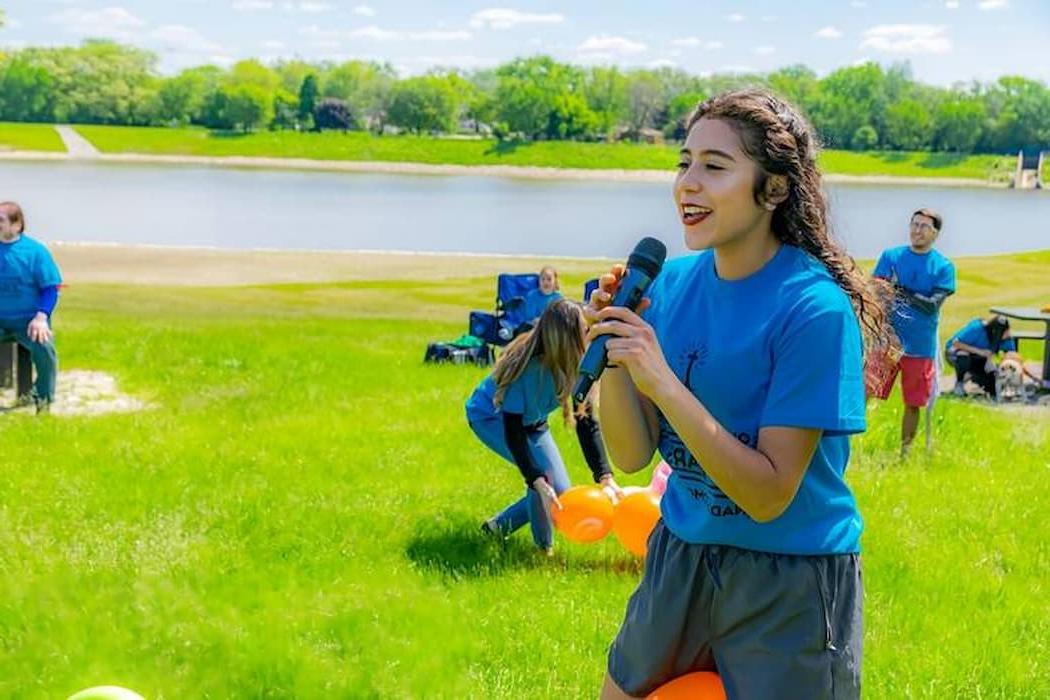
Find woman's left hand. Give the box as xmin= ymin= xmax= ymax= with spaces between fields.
xmin=27 ymin=315 xmax=52 ymax=343
xmin=599 ymin=474 xmax=625 ymax=504
xmin=587 ymin=305 xmax=673 ymax=401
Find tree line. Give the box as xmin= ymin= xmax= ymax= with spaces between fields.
xmin=0 ymin=40 xmax=1048 ymax=154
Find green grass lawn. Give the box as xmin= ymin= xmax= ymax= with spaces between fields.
xmin=0 ymin=122 xmax=66 ymax=152
xmin=70 ymin=124 xmax=1018 ymax=182
xmin=1 ymin=251 xmax=1047 ymax=698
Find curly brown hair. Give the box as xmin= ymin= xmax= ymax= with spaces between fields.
xmin=686 ymin=89 xmax=898 ymax=357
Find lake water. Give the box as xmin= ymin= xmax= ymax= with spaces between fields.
xmin=2 ymin=160 xmax=1047 ymax=259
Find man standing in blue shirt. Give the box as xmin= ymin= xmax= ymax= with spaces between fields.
xmin=0 ymin=201 xmax=61 ymax=413
xmin=871 ymin=209 xmax=956 ymax=454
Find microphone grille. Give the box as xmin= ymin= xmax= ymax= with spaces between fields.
xmin=627 ymin=237 xmax=667 ymax=278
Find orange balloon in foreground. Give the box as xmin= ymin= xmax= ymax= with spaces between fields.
xmin=552 ymin=485 xmax=614 ymax=543
xmin=612 ymin=489 xmax=661 ymax=556
xmin=647 ymin=672 xmax=726 ymax=700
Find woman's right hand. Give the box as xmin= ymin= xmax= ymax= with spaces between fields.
xmin=585 ymin=264 xmax=626 ymax=324
xmin=532 ymin=476 xmax=563 ymax=517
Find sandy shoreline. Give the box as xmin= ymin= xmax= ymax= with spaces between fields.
xmin=0 ymin=149 xmax=1001 ymax=188
xmin=51 ymin=242 xmax=618 ymax=286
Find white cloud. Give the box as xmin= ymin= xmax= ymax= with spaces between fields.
xmin=285 ymin=1 xmax=332 ymax=11
xmin=301 ymin=24 xmax=471 ymax=43
xmin=861 ymin=24 xmax=951 ymax=54
xmin=262 ymin=39 xmax=286 ymax=49
xmin=815 ymin=26 xmax=843 ymax=39
xmin=469 ymin=8 xmax=564 ymax=30
xmin=648 ymin=59 xmax=677 ymax=69
xmin=48 ymin=6 xmax=146 ymax=39
xmin=978 ymin=0 xmax=1007 ymax=8
xmin=726 ymin=13 xmax=745 ymax=22
xmin=945 ymin=1 xmax=959 ymax=8
xmin=352 ymin=4 xmax=375 ymax=16
xmin=3 ymin=16 xmax=23 ymax=29
xmin=232 ymin=0 xmax=273 ymax=10
xmin=578 ymin=35 xmax=647 ymax=55
xmin=754 ymin=46 xmax=775 ymax=55
xmin=850 ymin=0 xmax=867 ymax=6
xmin=719 ymin=64 xmax=755 ymax=74
xmin=671 ymin=37 xmax=723 ymax=50
xmin=150 ymin=24 xmax=224 ymax=53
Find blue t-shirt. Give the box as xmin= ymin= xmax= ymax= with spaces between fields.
xmin=0 ymin=235 xmax=62 ymax=321
xmin=522 ymin=289 xmax=563 ymax=324
xmin=465 ymin=356 xmax=560 ymax=426
xmin=945 ymin=319 xmax=1017 ymax=355
xmin=873 ymin=246 xmax=956 ymax=358
xmin=642 ymin=245 xmax=867 ymax=555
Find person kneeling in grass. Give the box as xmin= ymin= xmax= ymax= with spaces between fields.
xmin=944 ymin=315 xmax=1016 ymax=398
xmin=0 ymin=201 xmax=61 ymax=413
xmin=465 ymin=299 xmax=623 ymax=555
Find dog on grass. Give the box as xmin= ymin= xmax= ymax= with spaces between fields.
xmin=995 ymin=353 xmax=1032 ymax=402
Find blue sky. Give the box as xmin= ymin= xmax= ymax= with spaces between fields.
xmin=2 ymin=1 xmax=1047 ymax=85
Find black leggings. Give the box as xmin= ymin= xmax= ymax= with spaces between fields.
xmin=951 ymin=352 xmax=996 ymax=396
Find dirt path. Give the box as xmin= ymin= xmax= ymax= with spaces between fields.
xmin=54 ymin=125 xmax=101 ymax=158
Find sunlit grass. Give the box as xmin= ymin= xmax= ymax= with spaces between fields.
xmin=0 ymin=251 xmax=1046 ymax=697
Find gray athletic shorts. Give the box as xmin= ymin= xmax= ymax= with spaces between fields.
xmin=607 ymin=521 xmax=863 ymax=699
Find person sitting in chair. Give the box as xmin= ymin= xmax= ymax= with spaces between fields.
xmin=945 ymin=315 xmax=1016 ymax=398
xmin=0 ymin=201 xmax=61 ymax=413
xmin=521 ymin=266 xmax=563 ymax=326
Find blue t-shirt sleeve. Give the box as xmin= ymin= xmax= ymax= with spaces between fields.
xmin=957 ymin=321 xmax=986 ymax=348
xmin=760 ymin=295 xmax=866 ymax=435
xmin=935 ymin=259 xmax=956 ymax=294
xmin=873 ymin=251 xmax=893 ymax=279
xmin=34 ymin=246 xmax=62 ymax=288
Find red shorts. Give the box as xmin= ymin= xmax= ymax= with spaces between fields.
xmin=868 ymin=355 xmax=936 ymax=407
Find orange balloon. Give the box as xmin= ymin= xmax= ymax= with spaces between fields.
xmin=552 ymin=485 xmax=614 ymax=543
xmin=647 ymin=672 xmax=726 ymax=700
xmin=612 ymin=489 xmax=661 ymax=556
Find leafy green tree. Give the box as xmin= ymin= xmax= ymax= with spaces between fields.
xmin=851 ymin=124 xmax=879 ymax=150
xmin=933 ymin=98 xmax=986 ymax=152
xmin=224 ymin=84 xmax=273 ymax=132
xmin=297 ymin=74 xmax=319 ymax=128
xmin=314 ymin=97 xmax=354 ymax=131
xmin=322 ymin=60 xmax=395 ymax=130
xmin=387 ymin=75 xmax=458 ymax=133
xmin=0 ymin=54 xmax=56 ymax=121
xmin=548 ymin=92 xmax=598 ymax=139
xmin=663 ymin=90 xmax=706 ymax=140
xmin=884 ymin=99 xmax=933 ymax=150
xmin=493 ymin=56 xmax=592 ymax=140
xmin=584 ymin=66 xmax=628 ymax=136
xmin=154 ymin=69 xmax=212 ymax=125
xmin=272 ymin=88 xmax=299 ymax=130
xmin=980 ymin=76 xmax=1050 ymax=152
xmin=623 ymin=70 xmax=666 ymax=138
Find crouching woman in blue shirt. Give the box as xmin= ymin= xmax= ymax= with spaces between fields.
xmin=0 ymin=201 xmax=61 ymax=413
xmin=466 ymin=299 xmax=623 ymax=555
xmin=945 ymin=315 xmax=1016 ymax=397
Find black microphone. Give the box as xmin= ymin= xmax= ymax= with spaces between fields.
xmin=573 ymin=237 xmax=667 ymax=404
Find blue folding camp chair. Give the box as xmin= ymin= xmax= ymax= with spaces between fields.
xmin=468 ymin=273 xmax=540 ymax=346
xmin=583 ymin=278 xmax=600 ymax=305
